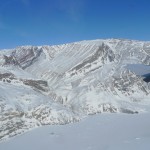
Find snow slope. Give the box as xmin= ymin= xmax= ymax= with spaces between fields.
xmin=126 ymin=64 xmax=150 ymax=75
xmin=0 ymin=113 xmax=150 ymax=150
xmin=0 ymin=38 xmax=150 ymax=141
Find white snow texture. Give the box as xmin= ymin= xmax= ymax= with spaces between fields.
xmin=0 ymin=38 xmax=150 ymax=141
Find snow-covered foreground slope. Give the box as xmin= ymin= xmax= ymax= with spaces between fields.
xmin=0 ymin=38 xmax=150 ymax=141
xmin=0 ymin=113 xmax=150 ymax=150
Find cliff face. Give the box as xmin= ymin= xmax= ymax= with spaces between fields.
xmin=0 ymin=39 xmax=150 ymax=140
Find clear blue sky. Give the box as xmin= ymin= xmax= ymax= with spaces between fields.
xmin=0 ymin=0 xmax=150 ymax=49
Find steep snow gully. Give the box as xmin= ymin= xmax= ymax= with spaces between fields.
xmin=0 ymin=39 xmax=150 ymax=140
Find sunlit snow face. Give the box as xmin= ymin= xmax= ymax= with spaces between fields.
xmin=0 ymin=55 xmax=5 ymax=65
xmin=126 ymin=64 xmax=150 ymax=76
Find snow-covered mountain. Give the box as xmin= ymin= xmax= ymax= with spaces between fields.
xmin=0 ymin=39 xmax=150 ymax=140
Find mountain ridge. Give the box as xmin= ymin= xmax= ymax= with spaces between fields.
xmin=0 ymin=38 xmax=150 ymax=140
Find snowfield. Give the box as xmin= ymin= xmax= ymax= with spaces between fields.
xmin=0 ymin=113 xmax=150 ymax=150
xmin=0 ymin=38 xmax=150 ymax=143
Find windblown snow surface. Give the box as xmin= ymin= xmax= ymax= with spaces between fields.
xmin=0 ymin=39 xmax=150 ymax=148
xmin=0 ymin=113 xmax=150 ymax=150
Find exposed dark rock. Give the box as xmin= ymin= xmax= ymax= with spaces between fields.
xmin=0 ymin=73 xmax=15 ymax=80
xmin=12 ymin=46 xmax=43 ymax=69
xmin=69 ymin=43 xmax=115 ymax=76
xmin=120 ymin=108 xmax=138 ymax=114
xmin=143 ymin=76 xmax=150 ymax=82
xmin=3 ymin=55 xmax=19 ymax=66
xmin=143 ymin=73 xmax=150 ymax=82
xmin=22 ymin=79 xmax=48 ymax=92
